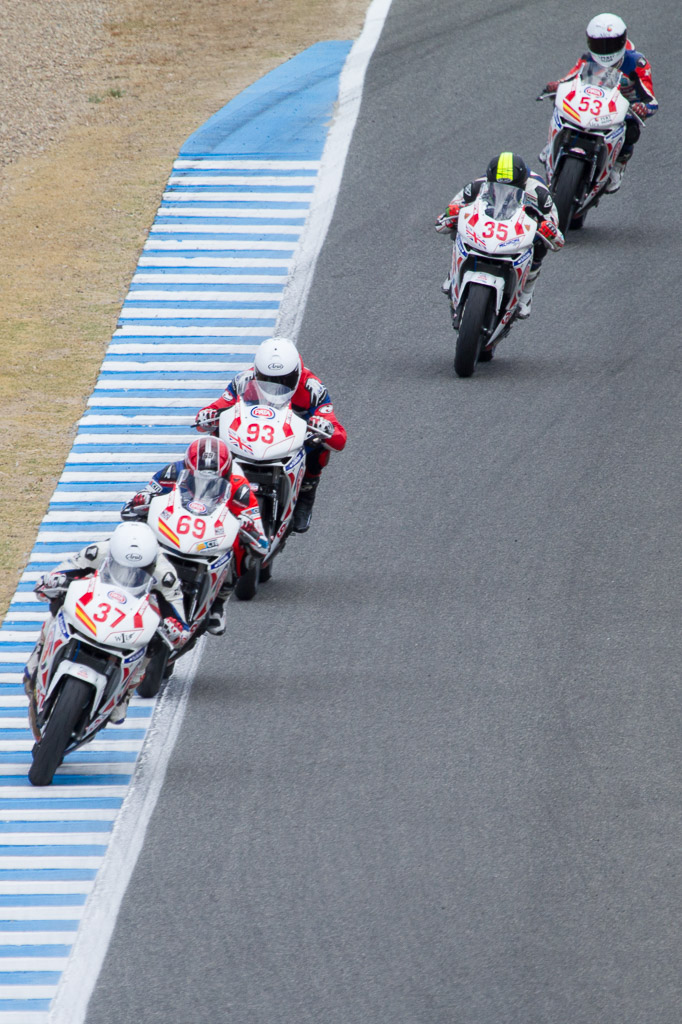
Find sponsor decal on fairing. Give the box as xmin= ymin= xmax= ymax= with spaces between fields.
xmin=124 ymin=647 xmax=145 ymax=665
xmin=188 ymin=501 xmax=208 ymax=514
xmin=285 ymin=449 xmax=304 ymax=473
xmin=251 ymin=406 xmax=276 ymax=419
xmin=107 ymin=590 xmax=128 ymax=604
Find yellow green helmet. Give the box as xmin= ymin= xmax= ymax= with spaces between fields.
xmin=486 ymin=152 xmax=528 ymax=188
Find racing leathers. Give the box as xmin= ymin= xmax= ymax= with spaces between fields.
xmin=547 ymin=41 xmax=657 ymax=172
xmin=120 ymin=461 xmax=267 ymax=575
xmin=24 ymin=541 xmax=188 ymax=718
xmin=436 ymin=171 xmax=564 ymax=318
xmin=194 ymin=366 xmax=347 ymax=532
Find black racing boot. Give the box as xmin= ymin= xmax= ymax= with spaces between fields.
xmin=292 ymin=476 xmax=320 ymax=533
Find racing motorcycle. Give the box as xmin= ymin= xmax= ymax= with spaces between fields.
xmin=28 ymin=560 xmax=161 ymax=786
xmin=537 ymin=62 xmax=644 ymax=232
xmin=219 ymin=379 xmax=314 ymax=598
xmin=446 ymin=180 xmax=538 ymax=377
xmin=146 ymin=472 xmax=240 ymax=673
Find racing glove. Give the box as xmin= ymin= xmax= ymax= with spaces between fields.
xmin=195 ymin=407 xmax=219 ymax=433
xmin=306 ymin=415 xmax=335 ymax=444
xmin=158 ymin=616 xmax=187 ymax=651
xmin=537 ymin=219 xmax=564 ymax=251
xmin=238 ymin=513 xmax=269 ymax=554
xmin=545 ymin=81 xmax=559 ymax=94
xmin=35 ymin=571 xmax=69 ymax=600
xmin=121 ymin=491 xmax=151 ymax=520
xmin=630 ymin=102 xmax=648 ymax=120
xmin=435 ymin=207 xmax=459 ymax=233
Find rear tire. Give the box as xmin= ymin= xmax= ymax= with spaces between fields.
xmin=552 ymin=157 xmax=586 ymax=234
xmin=259 ymin=562 xmax=272 ymax=583
xmin=28 ymin=677 xmax=91 ymax=786
xmin=136 ymin=645 xmax=169 ymax=699
xmin=454 ymin=284 xmax=493 ymax=378
xmin=235 ymin=559 xmax=261 ymax=601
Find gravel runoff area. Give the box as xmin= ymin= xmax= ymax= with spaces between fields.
xmin=0 ymin=0 xmax=110 ymax=170
xmin=0 ymin=0 xmax=368 ymax=618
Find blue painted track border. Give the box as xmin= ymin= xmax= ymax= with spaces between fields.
xmin=0 ymin=40 xmax=351 ymax=1022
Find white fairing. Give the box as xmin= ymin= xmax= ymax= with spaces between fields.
xmin=147 ymin=487 xmax=239 ymax=559
xmin=545 ymin=64 xmax=629 ymax=208
xmin=555 ymin=71 xmax=629 ymax=132
xmin=62 ymin=574 xmax=160 ymax=650
xmin=219 ymin=391 xmax=308 ymax=556
xmin=450 ymin=181 xmax=536 ymax=341
xmin=219 ymin=398 xmax=307 ymax=463
xmin=33 ymin=571 xmax=162 ymax=749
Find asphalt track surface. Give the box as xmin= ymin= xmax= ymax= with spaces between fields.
xmin=86 ymin=2 xmax=681 ymax=1022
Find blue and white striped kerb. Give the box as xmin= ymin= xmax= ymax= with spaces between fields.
xmin=0 ymin=40 xmax=351 ymax=1022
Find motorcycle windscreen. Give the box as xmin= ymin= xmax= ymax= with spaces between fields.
xmin=580 ymin=62 xmax=622 ymax=89
xmin=479 ymin=181 xmax=524 ymax=221
xmin=242 ymin=378 xmax=296 ymax=409
xmin=99 ymin=556 xmax=153 ymax=596
xmin=177 ymin=470 xmax=228 ymax=513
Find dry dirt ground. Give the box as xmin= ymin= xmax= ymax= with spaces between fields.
xmin=0 ymin=0 xmax=367 ymax=618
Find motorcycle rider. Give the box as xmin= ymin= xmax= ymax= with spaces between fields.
xmin=121 ymin=436 xmax=267 ymax=635
xmin=24 ymin=522 xmax=189 ymax=723
xmin=193 ymin=337 xmax=347 ymax=533
xmin=436 ymin=152 xmax=564 ymax=319
xmin=541 ymin=14 xmax=658 ymax=193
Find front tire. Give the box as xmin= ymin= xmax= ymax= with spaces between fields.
xmin=552 ymin=156 xmax=586 ymax=234
xmin=454 ymin=284 xmax=493 ymax=378
xmin=28 ymin=677 xmax=91 ymax=786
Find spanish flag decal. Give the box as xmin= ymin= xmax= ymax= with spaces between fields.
xmin=75 ymin=603 xmax=98 ymax=636
xmin=157 ymin=518 xmax=181 ymax=548
xmin=562 ymin=99 xmax=582 ymax=122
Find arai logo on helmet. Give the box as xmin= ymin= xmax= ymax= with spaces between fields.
xmin=251 ymin=406 xmax=275 ymax=419
xmin=584 ymin=86 xmax=605 ymax=97
xmin=188 ymin=501 xmax=207 ymax=514
xmin=107 ymin=590 xmax=128 ymax=605
xmin=267 ymin=362 xmax=284 ymax=370
xmin=125 ymin=553 xmax=144 ymax=563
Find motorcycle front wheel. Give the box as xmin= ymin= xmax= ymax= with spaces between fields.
xmin=454 ymin=284 xmax=493 ymax=378
xmin=552 ymin=156 xmax=585 ymax=234
xmin=28 ymin=677 xmax=91 ymax=786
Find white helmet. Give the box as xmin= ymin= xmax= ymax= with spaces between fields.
xmin=254 ymin=337 xmax=301 ymax=392
xmin=586 ymin=13 xmax=627 ymax=67
xmin=110 ymin=522 xmax=158 ymax=569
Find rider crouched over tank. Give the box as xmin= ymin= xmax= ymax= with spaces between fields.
xmin=24 ymin=523 xmax=189 ymax=723
xmin=121 ymin=436 xmax=268 ymax=636
xmin=436 ymin=152 xmax=564 ymax=319
xmin=194 ymin=337 xmax=347 ymax=534
xmin=541 ymin=13 xmax=658 ymax=193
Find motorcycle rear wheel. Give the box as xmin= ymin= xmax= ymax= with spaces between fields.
xmin=553 ymin=156 xmax=585 ymax=235
xmin=28 ymin=677 xmax=91 ymax=786
xmin=136 ymin=645 xmax=170 ymax=699
xmin=235 ymin=559 xmax=261 ymax=601
xmin=454 ymin=284 xmax=492 ymax=378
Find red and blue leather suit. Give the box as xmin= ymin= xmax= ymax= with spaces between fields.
xmin=195 ymin=365 xmax=347 ymax=482
xmin=556 ymin=41 xmax=658 ymax=160
xmin=121 ymin=463 xmax=265 ymax=575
